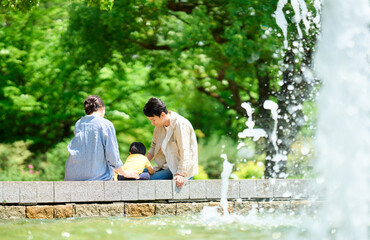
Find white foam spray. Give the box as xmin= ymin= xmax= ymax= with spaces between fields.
xmin=263 ymin=100 xmax=279 ymax=151
xmin=238 ymin=103 xmax=267 ymax=141
xmin=220 ymin=153 xmax=233 ymax=218
xmin=311 ymin=0 xmax=370 ymax=238
xmin=275 ymin=0 xmax=288 ymax=48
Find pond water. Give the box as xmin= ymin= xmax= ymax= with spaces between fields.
xmin=0 ymin=214 xmax=310 ymax=240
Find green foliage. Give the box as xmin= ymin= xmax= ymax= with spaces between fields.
xmin=87 ymin=0 xmax=114 ymax=11
xmin=287 ymin=136 xmax=315 ymax=179
xmin=198 ymin=134 xmax=240 ymax=179
xmin=233 ymin=161 xmax=265 ymax=179
xmin=0 ymin=141 xmax=41 ymax=180
xmin=193 ymin=165 xmax=209 ymax=180
xmin=1 ymin=0 xmax=40 ymax=12
xmin=0 ymin=0 xmax=320 ymax=180
xmin=37 ymin=140 xmax=70 ymax=181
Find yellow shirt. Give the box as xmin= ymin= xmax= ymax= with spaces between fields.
xmin=114 ymin=154 xmax=152 ymax=181
xmin=123 ymin=154 xmax=152 ymax=174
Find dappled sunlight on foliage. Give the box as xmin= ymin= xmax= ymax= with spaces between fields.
xmin=0 ymin=0 xmax=319 ymax=180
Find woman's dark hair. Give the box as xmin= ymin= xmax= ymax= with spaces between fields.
xmin=129 ymin=142 xmax=146 ymax=155
xmin=143 ymin=97 xmax=168 ymax=117
xmin=84 ymin=95 xmax=105 ymax=115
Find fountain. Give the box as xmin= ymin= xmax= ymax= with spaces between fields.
xmin=311 ymin=0 xmax=370 ymax=238
xmin=213 ymin=0 xmax=370 ymax=238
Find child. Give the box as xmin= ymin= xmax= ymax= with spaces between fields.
xmin=116 ymin=142 xmax=155 ymax=180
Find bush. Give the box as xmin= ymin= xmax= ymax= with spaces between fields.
xmin=38 ymin=139 xmax=70 ymax=181
xmin=193 ymin=165 xmax=209 ymax=180
xmin=0 ymin=141 xmax=41 ymax=180
xmin=233 ymin=161 xmax=265 ymax=179
xmin=198 ymin=135 xmax=239 ymax=179
xmin=287 ymin=136 xmax=315 ymax=179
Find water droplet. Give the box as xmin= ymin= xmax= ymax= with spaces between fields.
xmin=61 ymin=232 xmax=70 ymax=238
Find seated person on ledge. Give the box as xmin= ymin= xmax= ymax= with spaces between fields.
xmin=143 ymin=97 xmax=199 ymax=189
xmin=115 ymin=142 xmax=155 ymax=181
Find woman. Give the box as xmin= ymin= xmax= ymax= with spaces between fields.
xmin=65 ymin=95 xmax=139 ymax=181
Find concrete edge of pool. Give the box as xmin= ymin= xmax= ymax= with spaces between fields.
xmin=0 ymin=179 xmax=323 ymax=219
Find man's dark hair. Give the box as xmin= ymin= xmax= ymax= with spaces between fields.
xmin=129 ymin=142 xmax=146 ymax=155
xmin=143 ymin=97 xmax=168 ymax=117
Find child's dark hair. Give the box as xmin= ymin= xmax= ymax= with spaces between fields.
xmin=143 ymin=97 xmax=168 ymax=117
xmin=129 ymin=142 xmax=146 ymax=155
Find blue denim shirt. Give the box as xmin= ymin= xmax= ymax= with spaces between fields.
xmin=65 ymin=115 xmax=123 ymax=181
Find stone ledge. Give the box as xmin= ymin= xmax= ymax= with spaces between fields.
xmin=0 ymin=179 xmax=320 ymax=204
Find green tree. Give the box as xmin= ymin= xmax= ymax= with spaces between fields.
xmin=63 ymin=0 xmax=320 ymax=178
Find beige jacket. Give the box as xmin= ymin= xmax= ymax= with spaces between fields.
xmin=148 ymin=112 xmax=198 ymax=179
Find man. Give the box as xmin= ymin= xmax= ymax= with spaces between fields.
xmin=143 ymin=97 xmax=198 ymax=188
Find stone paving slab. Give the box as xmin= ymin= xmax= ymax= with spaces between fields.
xmin=189 ymin=180 xmax=206 ymax=199
xmin=228 ymin=180 xmax=240 ymax=199
xmin=54 ymin=182 xmax=71 ymax=203
xmin=3 ymin=182 xmax=21 ymax=203
xmin=255 ymin=180 xmax=274 ymax=198
xmin=139 ymin=181 xmax=156 ymax=200
xmin=121 ymin=181 xmax=139 ymax=201
xmin=156 ymin=180 xmax=173 ymax=200
xmin=273 ymin=179 xmax=292 ymax=198
xmin=104 ymin=181 xmax=122 ymax=201
xmin=20 ymin=182 xmax=37 ymax=204
xmin=206 ymin=180 xmax=240 ymax=199
xmin=173 ymin=181 xmax=190 ymax=199
xmin=206 ymin=180 xmax=222 ymax=199
xmin=239 ymin=180 xmax=256 ymax=199
xmin=88 ymin=181 xmax=105 ymax=202
xmin=291 ymin=179 xmax=313 ymax=199
xmin=37 ymin=182 xmax=54 ymax=203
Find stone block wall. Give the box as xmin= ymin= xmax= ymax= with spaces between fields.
xmin=0 ymin=179 xmax=323 ymax=219
xmin=0 ymin=200 xmax=322 ymax=219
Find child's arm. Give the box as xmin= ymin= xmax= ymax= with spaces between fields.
xmin=147 ymin=165 xmax=155 ymax=175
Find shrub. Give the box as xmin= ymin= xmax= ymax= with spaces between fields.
xmin=198 ymin=135 xmax=239 ymax=179
xmin=233 ymin=161 xmax=265 ymax=179
xmin=38 ymin=139 xmax=70 ymax=181
xmin=193 ymin=165 xmax=209 ymax=180
xmin=0 ymin=141 xmax=41 ymax=180
xmin=287 ymin=136 xmax=315 ymax=179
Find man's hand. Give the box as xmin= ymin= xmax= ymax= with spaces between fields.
xmin=173 ymin=175 xmax=185 ymax=189
xmin=116 ymin=167 xmax=139 ymax=179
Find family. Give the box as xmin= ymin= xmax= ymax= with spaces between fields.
xmin=64 ymin=95 xmax=198 ymax=189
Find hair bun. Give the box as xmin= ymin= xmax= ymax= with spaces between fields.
xmin=84 ymin=95 xmax=105 ymax=115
